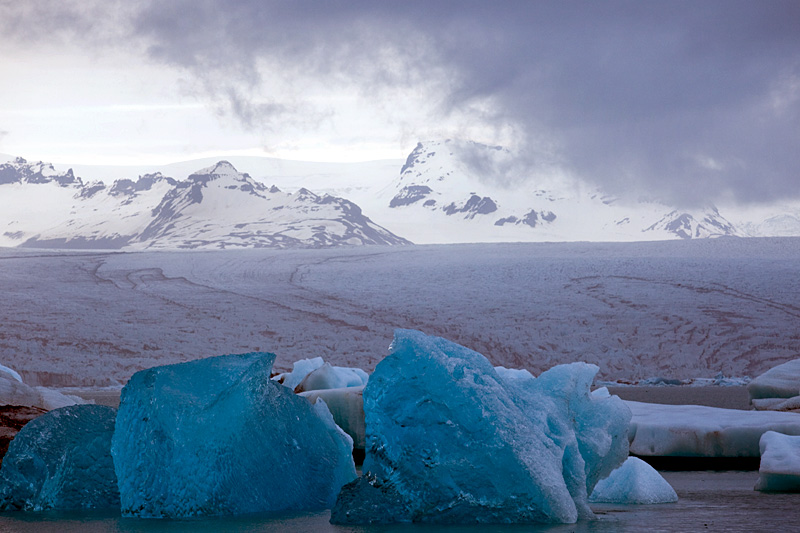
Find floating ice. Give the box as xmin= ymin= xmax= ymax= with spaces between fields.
xmin=294 ymin=362 xmax=368 ymax=392
xmin=331 ymin=330 xmax=630 ymax=525
xmin=299 ymin=385 xmax=366 ymax=449
xmin=0 ymin=370 xmax=86 ymax=410
xmin=0 ymin=404 xmax=119 ymax=511
xmin=755 ymin=431 xmax=800 ymax=492
xmin=276 ymin=356 xmax=325 ymax=390
xmin=112 ymin=352 xmax=356 ymax=518
xmin=589 ymin=457 xmax=677 ymax=504
xmin=627 ymin=401 xmax=800 ymax=457
xmin=753 ymin=396 xmax=800 ymax=412
xmin=748 ymin=359 xmax=800 ymax=400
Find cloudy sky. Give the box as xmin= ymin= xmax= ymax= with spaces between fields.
xmin=1 ymin=0 xmax=798 ymax=205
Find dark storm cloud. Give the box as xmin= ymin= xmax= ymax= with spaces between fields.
xmin=6 ymin=1 xmax=800 ymax=205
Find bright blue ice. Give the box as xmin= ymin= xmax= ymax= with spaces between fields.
xmin=589 ymin=457 xmax=678 ymax=503
xmin=111 ymin=352 xmax=356 ymax=518
xmin=331 ymin=329 xmax=631 ymax=524
xmin=0 ymin=404 xmax=119 ymax=511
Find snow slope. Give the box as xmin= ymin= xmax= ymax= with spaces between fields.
xmin=0 ymin=158 xmax=407 ymax=249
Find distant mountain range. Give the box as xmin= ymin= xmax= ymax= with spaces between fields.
xmin=0 ymin=158 xmax=408 ymax=249
xmin=2 ymin=140 xmax=799 ymax=249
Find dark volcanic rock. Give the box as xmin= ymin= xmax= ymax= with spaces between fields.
xmin=0 ymin=405 xmax=48 ymax=468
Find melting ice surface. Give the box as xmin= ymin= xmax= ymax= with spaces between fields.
xmin=0 ymin=404 xmax=119 ymax=511
xmin=111 ymin=352 xmax=356 ymax=518
xmin=332 ymin=329 xmax=631 ymax=524
xmin=589 ymin=457 xmax=678 ymax=504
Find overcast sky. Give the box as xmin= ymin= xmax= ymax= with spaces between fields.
xmin=1 ymin=0 xmax=798 ymax=205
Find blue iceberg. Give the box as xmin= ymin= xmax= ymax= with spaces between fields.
xmin=0 ymin=404 xmax=119 ymax=511
xmin=331 ymin=330 xmax=630 ymax=524
xmin=589 ymin=457 xmax=678 ymax=504
xmin=112 ymin=352 xmax=356 ymax=518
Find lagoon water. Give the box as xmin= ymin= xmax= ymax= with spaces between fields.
xmin=1 ymin=471 xmax=798 ymax=532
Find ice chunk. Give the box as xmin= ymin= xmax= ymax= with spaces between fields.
xmin=493 ymin=365 xmax=535 ymax=381
xmin=755 ymin=431 xmax=800 ymax=492
xmin=752 ymin=396 xmax=800 ymax=412
xmin=331 ymin=330 xmax=630 ymax=525
xmin=112 ymin=352 xmax=356 ymax=518
xmin=277 ymin=356 xmax=325 ymax=390
xmin=0 ymin=404 xmax=119 ymax=511
xmin=0 ymin=372 xmax=86 ymax=410
xmin=748 ymin=359 xmax=800 ymax=400
xmin=299 ymin=385 xmax=366 ymax=449
xmin=0 ymin=364 xmax=22 ymax=383
xmin=295 ymin=363 xmax=368 ymax=392
xmin=627 ymin=401 xmax=800 ymax=457
xmin=589 ymin=457 xmax=677 ymax=504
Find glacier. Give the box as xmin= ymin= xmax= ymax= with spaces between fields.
xmin=331 ymin=329 xmax=630 ymax=524
xmin=0 ymin=404 xmax=119 ymax=511
xmin=589 ymin=457 xmax=678 ymax=504
xmin=111 ymin=352 xmax=356 ymax=518
xmin=755 ymin=431 xmax=800 ymax=492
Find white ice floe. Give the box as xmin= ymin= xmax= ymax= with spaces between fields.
xmin=274 ymin=357 xmax=325 ymax=390
xmin=755 ymin=431 xmax=800 ymax=492
xmin=748 ymin=359 xmax=800 ymax=400
xmin=294 ymin=363 xmax=368 ymax=393
xmin=0 ymin=370 xmax=87 ymax=410
xmin=590 ymin=457 xmax=678 ymax=504
xmin=627 ymin=401 xmax=800 ymax=457
xmin=299 ymin=385 xmax=366 ymax=449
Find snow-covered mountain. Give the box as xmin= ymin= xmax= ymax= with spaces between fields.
xmin=362 ymin=140 xmax=748 ymax=243
xmin=3 ymin=141 xmax=800 ymax=248
xmin=0 ymin=157 xmax=408 ymax=249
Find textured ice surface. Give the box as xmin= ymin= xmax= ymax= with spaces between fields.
xmin=748 ymin=359 xmax=800 ymax=400
xmin=299 ymin=386 xmax=366 ymax=449
xmin=112 ymin=352 xmax=356 ymax=518
xmin=294 ymin=363 xmax=369 ymax=392
xmin=331 ymin=330 xmax=630 ymax=524
xmin=753 ymin=395 xmax=800 ymax=412
xmin=0 ymin=404 xmax=119 ymax=511
xmin=589 ymin=457 xmax=678 ymax=504
xmin=627 ymin=401 xmax=800 ymax=456
xmin=755 ymin=431 xmax=800 ymax=492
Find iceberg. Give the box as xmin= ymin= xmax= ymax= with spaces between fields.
xmin=755 ymin=431 xmax=800 ymax=492
xmin=589 ymin=457 xmax=677 ymax=504
xmin=627 ymin=401 xmax=800 ymax=457
xmin=0 ymin=404 xmax=119 ymax=511
xmin=0 ymin=365 xmax=86 ymax=410
xmin=748 ymin=359 xmax=800 ymax=400
xmin=275 ymin=356 xmax=325 ymax=390
xmin=112 ymin=352 xmax=356 ymax=518
xmin=299 ymin=385 xmax=366 ymax=449
xmin=294 ymin=363 xmax=368 ymax=392
xmin=331 ymin=330 xmax=630 ymax=524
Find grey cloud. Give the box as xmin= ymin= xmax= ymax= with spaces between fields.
xmin=5 ymin=0 xmax=800 ymax=205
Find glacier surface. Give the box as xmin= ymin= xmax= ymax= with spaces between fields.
xmin=589 ymin=457 xmax=678 ymax=504
xmin=0 ymin=404 xmax=119 ymax=511
xmin=111 ymin=352 xmax=356 ymax=518
xmin=755 ymin=431 xmax=800 ymax=492
xmin=331 ymin=329 xmax=630 ymax=525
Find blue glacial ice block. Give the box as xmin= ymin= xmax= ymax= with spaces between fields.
xmin=589 ymin=457 xmax=677 ymax=503
xmin=504 ymin=363 xmax=632 ymax=513
xmin=0 ymin=404 xmax=119 ymax=511
xmin=112 ymin=352 xmax=356 ymax=518
xmin=331 ymin=330 xmax=630 ymax=524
